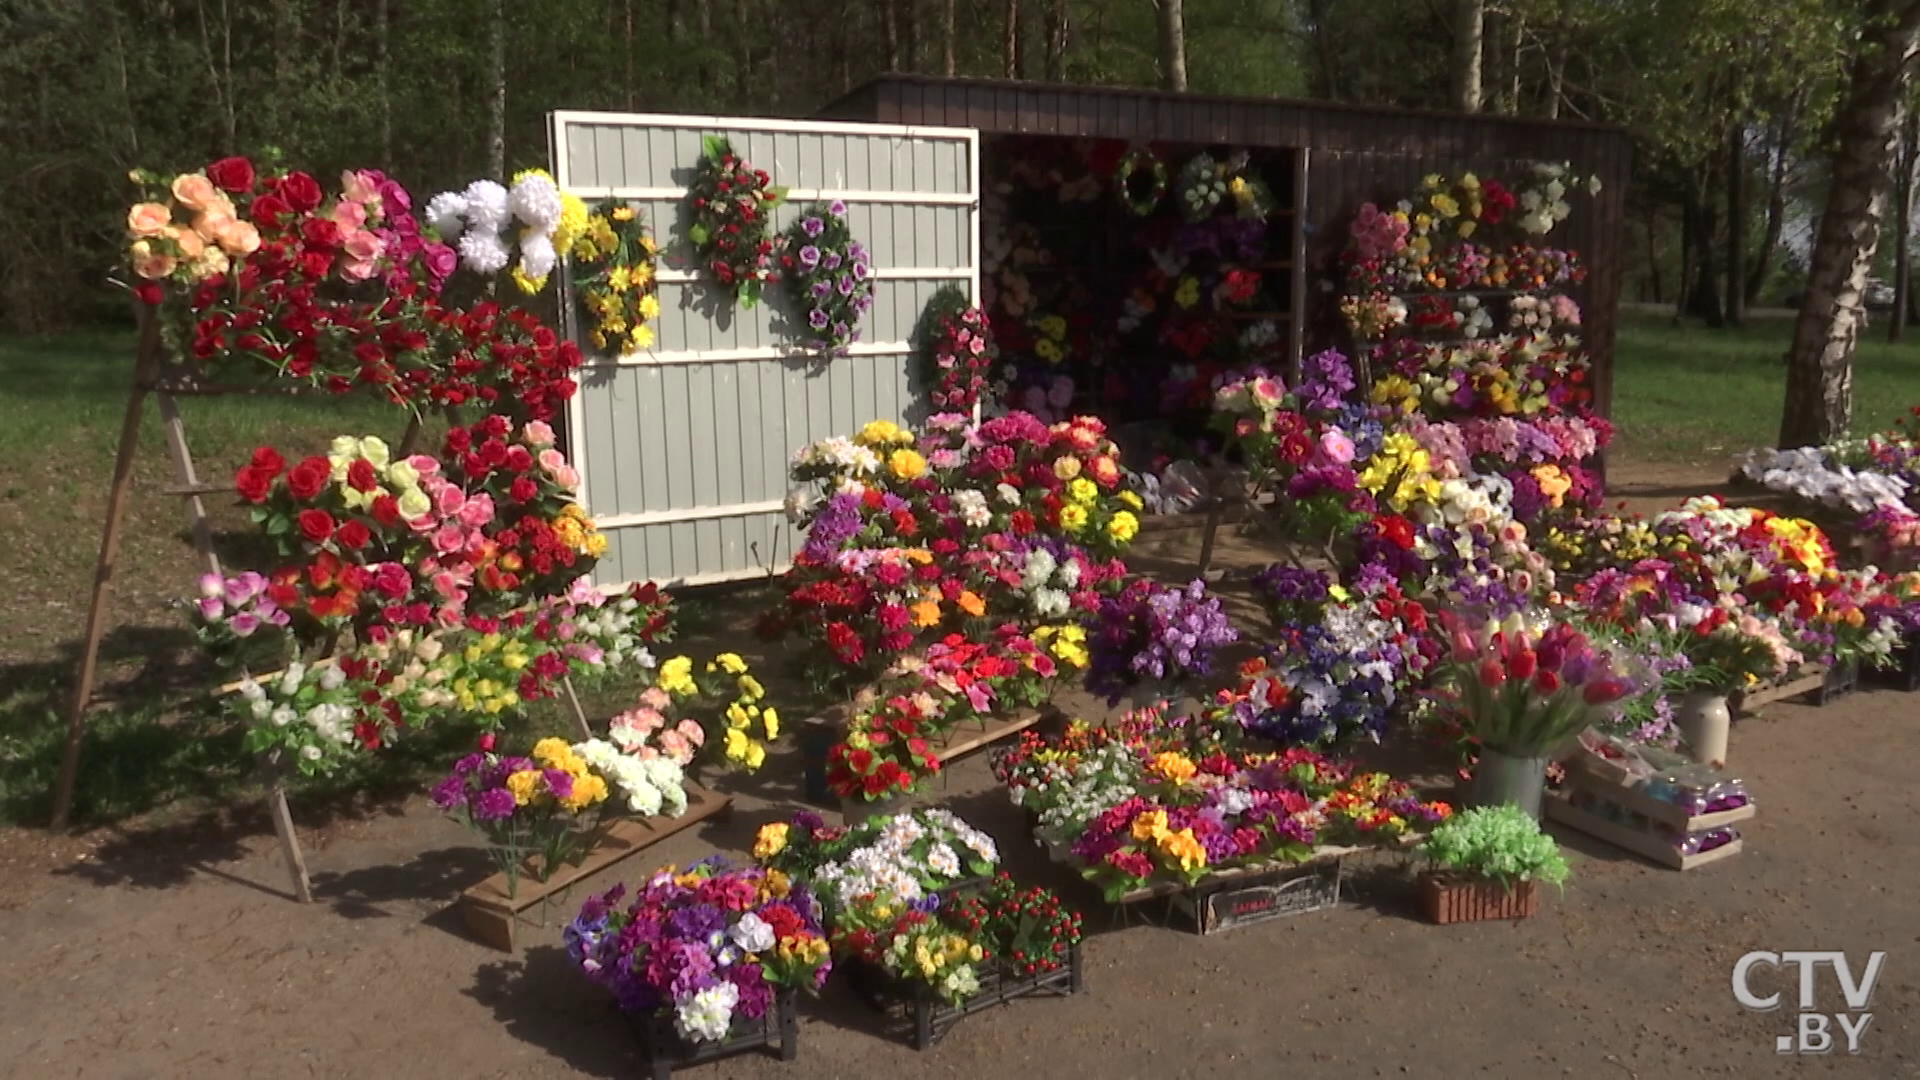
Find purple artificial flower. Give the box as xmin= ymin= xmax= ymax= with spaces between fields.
xmin=810 ymin=281 xmax=832 ymax=300
xmin=543 ymin=768 xmax=575 ymax=802
xmin=808 ymin=307 xmax=830 ymax=330
xmin=798 ymin=244 xmax=821 ymax=268
xmin=801 ymin=216 xmax=826 ymax=238
xmin=229 ymin=612 xmax=261 ymax=637
xmin=801 ymin=492 xmax=863 ymax=561
xmin=832 ymin=322 xmax=850 ymax=342
xmin=851 ymin=260 xmax=869 ymax=280
xmin=836 ymin=274 xmax=856 ymax=296
xmin=472 ymin=787 xmax=518 ymax=821
xmin=828 ymin=199 xmax=848 ymax=216
xmin=430 ymin=774 xmax=468 ymax=811
xmin=823 ymin=252 xmax=842 ymax=270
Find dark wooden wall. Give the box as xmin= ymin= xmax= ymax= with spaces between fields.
xmin=820 ymin=76 xmax=1635 ymax=420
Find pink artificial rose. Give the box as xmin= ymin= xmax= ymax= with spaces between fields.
xmin=431 ymin=524 xmax=466 ymax=555
xmin=170 ymin=174 xmax=219 ymax=213
xmin=339 ymin=258 xmax=379 ymax=282
xmin=197 ymin=596 xmax=224 ymax=620
xmin=458 ymin=493 xmax=495 ymax=529
xmin=1317 ymin=430 xmax=1356 ymax=465
xmin=343 ymin=230 xmax=384 ymax=262
xmin=407 ymin=454 xmax=441 ymax=478
xmin=332 ymin=200 xmax=368 ymax=231
xmin=523 ymin=420 xmax=557 ymax=447
xmin=639 ymin=686 xmax=670 ymax=710
xmin=676 ymin=719 xmax=706 ymax=747
xmin=537 ymin=448 xmax=566 ymax=474
xmin=657 ymin=730 xmax=693 ymax=766
xmin=422 ymin=242 xmax=457 ymax=280
xmin=434 ymin=483 xmax=467 ymax=518
xmin=340 ymin=169 xmax=380 ymax=206
xmin=552 ymin=465 xmax=580 ymax=491
xmin=431 ymin=570 xmax=465 ymax=599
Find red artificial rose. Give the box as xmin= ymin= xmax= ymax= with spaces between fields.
xmin=274 ymin=171 xmax=323 ymax=212
xmin=249 ymin=193 xmax=292 ymax=228
xmin=370 ymin=494 xmax=402 ymax=526
xmin=301 ymin=217 xmax=342 ymax=250
xmin=510 ymin=476 xmax=538 ymax=503
xmin=134 ymin=283 xmax=163 ymax=306
xmin=345 ymin=458 xmax=379 ymax=493
xmin=298 ymin=508 xmax=336 ymax=544
xmin=335 ymin=520 xmax=373 ymax=551
xmin=205 ymin=156 xmax=256 ymax=194
xmin=505 ymin=445 xmax=533 ymax=472
xmin=286 ymin=456 xmax=330 ymax=500
xmin=234 ymin=465 xmax=273 ymax=504
xmin=444 ymin=426 xmax=472 ymax=454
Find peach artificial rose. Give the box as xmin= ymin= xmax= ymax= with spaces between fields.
xmin=190 ymin=247 xmax=230 ymax=280
xmin=332 ymin=200 xmax=368 ymax=231
xmin=218 ymin=220 xmax=261 ymax=257
xmin=170 ymin=227 xmax=206 ymax=260
xmin=128 ymin=240 xmax=177 ymax=280
xmin=127 ymin=202 xmax=172 ymax=238
xmin=340 ymin=170 xmax=379 ymax=205
xmin=170 ymin=173 xmax=219 ymax=213
xmin=342 ymin=230 xmax=384 ymax=262
xmin=194 ymin=208 xmax=235 ymax=241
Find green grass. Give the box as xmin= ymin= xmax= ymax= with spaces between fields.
xmin=1610 ymin=311 xmax=1920 ymax=462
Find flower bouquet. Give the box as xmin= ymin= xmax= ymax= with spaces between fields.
xmin=686 ymin=135 xmax=785 ymax=306
xmin=623 ymin=652 xmax=780 ymax=777
xmin=753 ymin=808 xmax=999 ymax=917
xmin=1430 ymin=609 xmax=1635 ymax=817
xmin=777 ymin=201 xmax=874 ymax=357
xmin=431 ymin=738 xmax=614 ymax=896
xmin=568 ymin=198 xmax=661 ymax=354
xmin=1084 ymin=579 xmax=1239 ymax=707
xmin=564 ymin=859 xmax=831 ymax=1054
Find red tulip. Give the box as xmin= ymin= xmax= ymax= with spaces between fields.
xmin=1478 ymin=660 xmax=1506 ymax=688
xmin=1509 ymin=648 xmax=1538 ymax=680
xmin=1582 ymin=677 xmax=1629 ymax=706
xmin=1450 ymin=630 xmax=1477 ymax=661
xmin=478 ymin=733 xmax=497 ymax=752
xmin=1533 ymin=670 xmax=1561 ymax=695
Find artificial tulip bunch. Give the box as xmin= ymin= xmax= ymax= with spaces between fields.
xmin=1433 ymin=609 xmax=1635 ymax=758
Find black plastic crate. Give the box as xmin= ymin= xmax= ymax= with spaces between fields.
xmin=845 ymin=945 xmax=1085 ymax=1050
xmin=628 ymin=988 xmax=798 ymax=1080
xmin=1865 ymin=634 xmax=1920 ymax=693
xmin=1814 ymin=658 xmax=1860 ymax=706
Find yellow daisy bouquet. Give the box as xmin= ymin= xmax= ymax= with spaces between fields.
xmin=644 ymin=651 xmax=781 ymax=775
xmin=571 ymin=198 xmax=661 ymax=355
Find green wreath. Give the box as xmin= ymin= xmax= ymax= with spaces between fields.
xmin=1115 ymin=149 xmax=1169 ymax=217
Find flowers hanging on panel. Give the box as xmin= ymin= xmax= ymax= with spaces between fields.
xmin=422 ymin=168 xmax=578 ymax=291
xmin=1113 ymin=148 xmax=1168 ymax=216
xmin=777 ymin=200 xmax=875 ymax=357
xmin=687 ymin=134 xmax=786 ymax=307
xmin=569 ymin=198 xmax=661 ymax=355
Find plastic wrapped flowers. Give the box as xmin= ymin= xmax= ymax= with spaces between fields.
xmin=564 ymin=859 xmax=831 ymax=1043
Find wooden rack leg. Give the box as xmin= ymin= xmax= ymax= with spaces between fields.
xmin=562 ymin=676 xmax=593 ymax=741
xmin=1195 ymin=497 xmax=1226 ymax=577
xmin=395 ymin=414 xmax=425 ymax=457
xmin=263 ymin=753 xmax=313 ymax=903
xmin=156 ymin=390 xmax=223 ymax=579
xmin=51 ymin=378 xmax=152 ymax=830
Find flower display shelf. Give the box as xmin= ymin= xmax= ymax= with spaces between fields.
xmin=1866 ymin=633 xmax=1920 ymax=693
xmin=1418 ymin=873 xmax=1539 ymax=925
xmin=1731 ymin=664 xmax=1829 ymax=715
xmin=1542 ymin=772 xmax=1752 ymax=871
xmin=459 ymin=784 xmax=733 ymax=952
xmin=626 ymin=987 xmax=799 ymax=1080
xmin=843 ymin=945 xmax=1085 ymax=1050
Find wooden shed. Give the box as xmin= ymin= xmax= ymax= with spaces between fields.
xmin=547 ymin=78 xmax=1632 ymax=591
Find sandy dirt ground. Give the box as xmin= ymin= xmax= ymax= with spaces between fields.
xmin=3 ymin=462 xmax=1918 ymax=1080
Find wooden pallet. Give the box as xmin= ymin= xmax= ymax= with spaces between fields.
xmin=1545 ymin=797 xmax=1745 ymax=870
xmin=459 ymin=784 xmax=733 ymax=951
xmin=1733 ymin=666 xmax=1828 ymax=714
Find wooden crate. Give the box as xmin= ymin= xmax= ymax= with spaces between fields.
xmin=1543 ymin=772 xmax=1751 ymax=871
xmin=1167 ymin=858 xmax=1343 ymax=934
xmin=1733 ymin=665 xmax=1828 ymax=714
xmin=459 ymin=784 xmax=733 ymax=952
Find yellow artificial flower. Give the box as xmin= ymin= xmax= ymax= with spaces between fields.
xmin=563 ymin=773 xmax=609 ymax=811
xmin=1068 ymin=477 xmax=1097 ymax=504
xmin=1174 ymin=277 xmax=1200 ymax=309
xmin=910 ymin=600 xmax=942 ymax=627
xmin=585 ymin=532 xmax=609 ymax=557
xmin=857 ymin=419 xmax=908 ymax=447
xmin=1151 ymin=752 xmax=1198 ymax=785
xmin=1159 ymin=828 xmax=1208 ymax=872
xmin=738 ymin=674 xmax=765 ymax=701
xmin=725 ymin=726 xmax=751 ymax=761
xmin=1130 ymin=809 xmax=1171 ymax=842
xmin=726 ymin=702 xmax=751 ymax=729
xmin=762 ymin=868 xmax=791 ymax=898
xmin=608 ymin=266 xmax=632 ymax=292
xmin=639 ymin=293 xmax=661 ymax=319
xmin=556 ymin=194 xmax=590 ymax=251
xmin=762 ymin=708 xmax=780 ymax=739
xmin=531 ymin=738 xmax=573 ymax=767
xmin=889 ymin=448 xmax=928 ymax=480
xmin=1037 ymin=315 xmax=1067 ymax=340
xmin=1034 ymin=339 xmax=1064 ymax=364
xmin=1117 ymin=490 xmax=1144 ymax=511
xmin=957 ymin=590 xmax=986 ymax=617
xmin=659 ymin=656 xmax=696 ymax=696
xmin=611 ymin=204 xmax=636 ymax=222
xmin=1107 ymin=510 xmax=1139 ymax=544
xmin=745 ymin=743 xmax=766 ymax=770
xmin=753 ymin=822 xmax=790 ymax=859
xmin=1430 ymin=193 xmax=1460 ymax=218
xmin=1059 ymin=503 xmax=1089 ymax=533
xmin=505 ymin=769 xmax=542 ymax=806
xmin=715 ymin=652 xmax=748 ymax=675
xmin=1053 ymin=455 xmax=1082 ymax=480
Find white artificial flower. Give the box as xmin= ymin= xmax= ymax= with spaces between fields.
xmin=461 ymin=179 xmax=511 ymax=232
xmin=318 ymin=664 xmax=346 ymax=691
xmin=269 ymin=706 xmax=295 ymax=728
xmin=518 ymin=230 xmax=557 ymax=282
xmin=729 ymin=912 xmax=776 ymax=954
xmin=457 ymin=231 xmax=511 ymax=275
xmin=674 ymin=982 xmax=740 ymax=1044
xmin=299 ymin=745 xmax=323 ymax=761
xmin=279 ymin=663 xmax=306 ymax=697
xmin=424 ymin=191 xmax=468 ymax=240
xmin=508 ymin=171 xmax=563 ymax=231
xmin=996 ymin=483 xmax=1022 ymax=506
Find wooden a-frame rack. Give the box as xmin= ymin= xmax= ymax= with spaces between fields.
xmin=50 ymin=304 xmax=592 ymax=903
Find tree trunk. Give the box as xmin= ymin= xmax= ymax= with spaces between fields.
xmin=487 ymin=0 xmax=506 ymax=180
xmin=903 ymin=0 xmax=919 ymax=70
xmin=838 ymin=0 xmax=853 ymax=89
xmin=1747 ymin=97 xmax=1802 ymax=305
xmin=1676 ymin=195 xmax=1693 ymax=320
xmin=1305 ymin=0 xmax=1341 ymax=99
xmin=1155 ymin=0 xmax=1187 ymax=91
xmin=1726 ymin=124 xmax=1748 ymax=328
xmin=1002 ymin=0 xmax=1020 ymax=77
xmin=1044 ymin=0 xmax=1070 ymax=81
xmin=1780 ymin=0 xmax=1920 ymax=449
xmin=697 ymin=0 xmax=714 ymax=94
xmin=1544 ymin=39 xmax=1566 ymax=119
xmin=1450 ymin=0 xmax=1483 ymax=112
xmin=1645 ymin=205 xmax=1664 ymax=304
xmin=883 ymin=0 xmax=900 ymax=70
xmin=943 ymin=0 xmax=957 ymax=75
xmin=376 ymin=0 xmax=391 ymax=163
xmin=1685 ymin=180 xmax=1725 ymax=326
xmin=733 ymin=0 xmax=753 ymax=106
xmin=1891 ymin=107 xmax=1917 ymax=341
